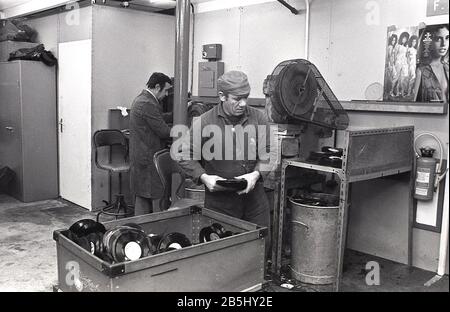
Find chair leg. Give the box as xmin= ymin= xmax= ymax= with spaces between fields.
xmin=108 ymin=171 xmax=112 ymax=205
xmin=118 ymin=172 xmax=127 ymax=214
xmin=118 ymin=172 xmax=123 ymax=194
xmin=96 ymin=171 xmax=132 ymax=222
xmin=96 ymin=210 xmax=102 ymax=223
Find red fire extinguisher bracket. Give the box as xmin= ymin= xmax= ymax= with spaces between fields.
xmin=413 ymin=133 xmax=448 ymax=201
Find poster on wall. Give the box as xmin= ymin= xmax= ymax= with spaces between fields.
xmin=383 ymin=25 xmax=420 ymax=102
xmin=414 ymin=23 xmax=449 ymax=103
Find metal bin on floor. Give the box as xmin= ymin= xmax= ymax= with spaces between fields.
xmin=53 ymin=206 xmax=267 ymax=292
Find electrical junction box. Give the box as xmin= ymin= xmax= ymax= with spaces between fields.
xmin=202 ymin=44 xmax=222 ymax=61
xmin=198 ymin=61 xmax=224 ymax=97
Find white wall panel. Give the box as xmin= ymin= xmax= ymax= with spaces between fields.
xmin=91 ymin=5 xmax=176 ymax=208
xmin=193 ymin=0 xmax=449 ymax=272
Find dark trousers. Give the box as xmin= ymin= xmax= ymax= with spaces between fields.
xmin=134 ymin=195 xmax=153 ymax=216
xmin=205 ymin=182 xmax=271 ymax=259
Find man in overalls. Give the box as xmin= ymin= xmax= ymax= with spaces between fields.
xmin=177 ymin=71 xmax=275 ymax=252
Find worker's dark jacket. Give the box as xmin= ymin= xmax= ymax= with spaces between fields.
xmin=129 ymin=90 xmax=171 ymax=199
xmin=177 ymin=103 xmax=275 ymax=227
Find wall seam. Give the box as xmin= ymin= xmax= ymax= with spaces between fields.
xmin=238 ymin=6 xmax=244 ymax=69
xmin=90 ymin=4 xmax=95 ymax=210
xmin=327 ymin=0 xmax=334 ymax=75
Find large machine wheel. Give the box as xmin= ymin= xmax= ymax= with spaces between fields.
xmin=263 ymin=59 xmax=349 ymax=130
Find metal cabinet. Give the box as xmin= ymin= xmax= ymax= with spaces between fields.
xmin=0 ymin=60 xmax=58 ymax=202
xmin=273 ymin=126 xmax=415 ymax=291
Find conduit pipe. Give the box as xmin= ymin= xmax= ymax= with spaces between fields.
xmin=424 ymin=143 xmax=449 ymax=287
xmin=437 ymin=145 xmax=449 ymax=276
xmin=174 ymin=0 xmax=190 ymax=126
xmin=276 ymin=0 xmax=310 ymax=59
xmin=304 ymin=0 xmax=310 ymax=60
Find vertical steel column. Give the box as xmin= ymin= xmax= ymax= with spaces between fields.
xmin=174 ymin=0 xmax=191 ymax=126
xmin=334 ymin=131 xmax=350 ymax=292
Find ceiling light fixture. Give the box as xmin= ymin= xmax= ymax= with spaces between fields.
xmin=148 ymin=0 xmax=176 ymax=9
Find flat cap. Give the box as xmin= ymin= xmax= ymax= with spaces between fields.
xmin=217 ymin=71 xmax=251 ymax=96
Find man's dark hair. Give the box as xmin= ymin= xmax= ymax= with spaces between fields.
xmin=146 ymin=72 xmax=172 ymax=89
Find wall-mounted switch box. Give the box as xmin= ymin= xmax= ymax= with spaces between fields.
xmin=202 ymin=44 xmax=222 ymax=61
xmin=198 ymin=61 xmax=225 ymax=97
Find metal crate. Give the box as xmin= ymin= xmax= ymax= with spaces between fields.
xmin=53 ymin=207 xmax=267 ymax=292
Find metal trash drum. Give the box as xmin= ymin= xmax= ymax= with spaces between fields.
xmin=184 ymin=185 xmax=205 ymax=202
xmin=288 ymin=193 xmax=339 ymax=285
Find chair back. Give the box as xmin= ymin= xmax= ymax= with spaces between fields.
xmin=93 ymin=129 xmax=128 ymax=170
xmin=94 ymin=129 xmax=127 ymax=147
xmin=153 ymin=149 xmax=186 ymax=211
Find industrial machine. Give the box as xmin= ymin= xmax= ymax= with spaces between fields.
xmin=97 ymin=57 xmax=413 ymax=292
xmin=261 ymin=58 xmax=350 ymax=189
xmin=262 ymin=59 xmax=350 ymax=287
xmin=261 ymin=59 xmax=415 ymax=293
xmin=263 ymin=59 xmax=349 ymax=130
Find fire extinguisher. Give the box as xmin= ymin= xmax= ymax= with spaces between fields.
xmin=414 ymin=133 xmax=448 ymax=201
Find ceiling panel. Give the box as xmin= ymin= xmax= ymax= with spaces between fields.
xmin=0 ymin=0 xmax=216 ymax=16
xmin=0 ymin=0 xmax=32 ymax=10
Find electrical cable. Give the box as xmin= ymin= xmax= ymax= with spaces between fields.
xmin=414 ymin=132 xmax=444 ymax=172
xmin=414 ymin=132 xmax=448 ymax=187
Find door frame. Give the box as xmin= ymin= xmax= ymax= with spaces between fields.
xmin=57 ymin=39 xmax=92 ymax=210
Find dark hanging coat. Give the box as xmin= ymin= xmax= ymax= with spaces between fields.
xmin=129 ymin=90 xmax=171 ymax=199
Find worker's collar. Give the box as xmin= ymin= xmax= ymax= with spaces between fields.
xmin=144 ymin=88 xmax=159 ymax=103
xmin=218 ymin=102 xmax=249 ymax=124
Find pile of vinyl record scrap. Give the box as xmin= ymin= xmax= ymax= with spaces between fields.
xmin=199 ymin=223 xmax=235 ymax=243
xmin=65 ymin=219 xmax=237 ymax=264
xmin=307 ymin=146 xmax=344 ymax=168
xmin=289 ymin=191 xmax=339 ymax=207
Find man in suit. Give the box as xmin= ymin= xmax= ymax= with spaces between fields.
xmin=129 ymin=72 xmax=173 ymax=215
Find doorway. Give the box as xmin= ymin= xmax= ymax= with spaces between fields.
xmin=57 ymin=39 xmax=92 ymax=210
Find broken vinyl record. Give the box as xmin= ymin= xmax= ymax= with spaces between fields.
xmin=68 ymin=219 xmax=106 ymax=257
xmin=156 ymin=232 xmax=192 ymax=253
xmin=199 ymin=223 xmax=230 ymax=243
xmin=216 ymin=179 xmax=247 ymax=191
xmin=103 ymin=225 xmax=152 ymax=263
xmin=68 ymin=219 xmax=106 ymax=238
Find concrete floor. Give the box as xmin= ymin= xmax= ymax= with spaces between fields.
xmin=0 ymin=193 xmax=448 ymax=292
xmin=0 ymin=194 xmax=96 ymax=291
xmin=263 ymin=250 xmax=449 ymax=292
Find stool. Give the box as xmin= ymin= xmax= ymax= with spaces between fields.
xmin=93 ymin=129 xmax=134 ymax=221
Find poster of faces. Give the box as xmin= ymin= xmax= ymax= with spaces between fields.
xmin=414 ymin=23 xmax=449 ymax=103
xmin=383 ymin=26 xmax=420 ymax=102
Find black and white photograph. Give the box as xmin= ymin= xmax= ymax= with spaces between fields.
xmin=414 ymin=23 xmax=449 ymax=103
xmin=0 ymin=0 xmax=448 ymax=300
xmin=383 ymin=25 xmax=420 ymax=102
